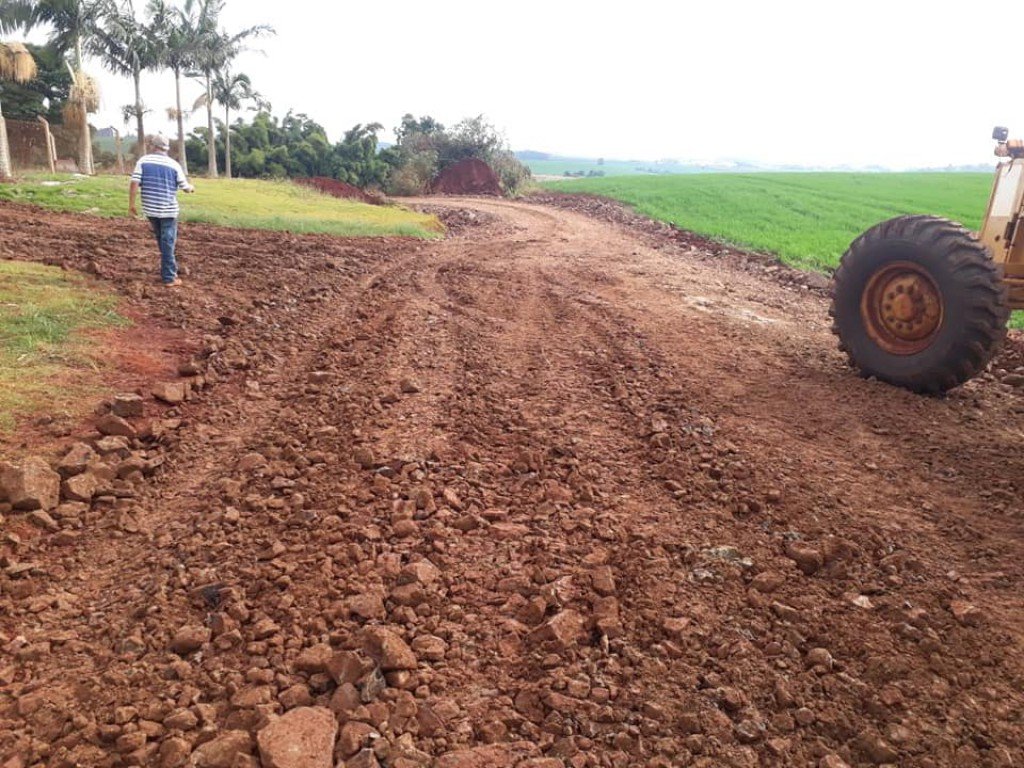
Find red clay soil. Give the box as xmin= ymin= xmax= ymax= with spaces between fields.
xmin=1 ymin=196 xmax=1023 ymax=768
xmin=295 ymin=176 xmax=382 ymax=205
xmin=431 ymin=158 xmax=503 ymax=196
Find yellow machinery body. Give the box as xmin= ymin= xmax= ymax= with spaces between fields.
xmin=979 ymin=157 xmax=1024 ymax=308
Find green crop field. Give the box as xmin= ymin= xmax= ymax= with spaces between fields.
xmin=0 ymin=174 xmax=441 ymax=238
xmin=544 ymin=172 xmax=1024 ymax=328
xmin=543 ymin=172 xmax=992 ymax=271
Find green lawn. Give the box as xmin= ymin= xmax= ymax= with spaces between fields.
xmin=0 ymin=174 xmax=442 ymax=238
xmin=0 ymin=260 xmax=128 ymax=432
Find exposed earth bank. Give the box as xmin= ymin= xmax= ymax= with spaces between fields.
xmin=0 ymin=196 xmax=1022 ymax=768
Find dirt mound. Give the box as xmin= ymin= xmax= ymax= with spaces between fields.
xmin=431 ymin=158 xmax=502 ymax=196
xmin=295 ymin=176 xmax=382 ymax=205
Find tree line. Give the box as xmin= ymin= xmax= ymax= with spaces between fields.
xmin=1 ymin=0 xmax=270 ymax=177
xmin=184 ymin=111 xmax=532 ymax=195
xmin=1 ymin=1 xmax=531 ymax=193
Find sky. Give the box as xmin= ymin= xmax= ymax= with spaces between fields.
xmin=17 ymin=0 xmax=1024 ymax=168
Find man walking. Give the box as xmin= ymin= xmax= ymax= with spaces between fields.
xmin=129 ymin=135 xmax=194 ymax=287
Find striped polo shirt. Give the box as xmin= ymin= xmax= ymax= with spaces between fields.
xmin=131 ymin=153 xmax=190 ymax=218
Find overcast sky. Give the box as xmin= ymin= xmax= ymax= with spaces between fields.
xmin=21 ymin=0 xmax=1024 ymax=168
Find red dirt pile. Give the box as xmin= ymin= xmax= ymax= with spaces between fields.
xmin=431 ymin=158 xmax=502 ymax=196
xmin=295 ymin=176 xmax=382 ymax=205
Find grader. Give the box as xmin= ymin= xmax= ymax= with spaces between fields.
xmin=831 ymin=127 xmax=1023 ymax=392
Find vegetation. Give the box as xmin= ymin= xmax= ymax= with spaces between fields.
xmin=0 ymin=259 xmax=127 ymax=430
xmin=383 ymin=113 xmax=530 ymax=195
xmin=0 ymin=173 xmax=442 ymax=237
xmin=0 ymin=40 xmax=38 ymax=178
xmin=544 ymin=173 xmax=992 ymax=270
xmin=545 ymin=172 xmax=1024 ymax=329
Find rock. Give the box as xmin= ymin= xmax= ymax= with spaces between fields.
xmin=325 ymin=651 xmax=364 ymax=685
xmin=97 ymin=413 xmax=137 ymax=438
xmin=338 ymin=721 xmax=379 ymax=758
xmin=806 ymin=647 xmax=834 ymax=669
xmin=2 ymin=457 xmax=60 ymax=511
xmin=750 ymin=571 xmax=785 ymax=593
xmin=95 ymin=436 xmax=131 ymax=455
xmin=819 ymin=756 xmax=851 ymax=768
xmin=27 ymin=510 xmax=58 ymax=532
xmin=784 ymin=541 xmax=823 ymax=575
xmin=1002 ymin=373 xmax=1024 ymax=387
xmin=950 ymin=599 xmax=985 ymax=626
xmin=57 ymin=443 xmax=97 ymax=478
xmin=855 ymin=732 xmax=900 ymax=764
xmin=399 ymin=378 xmax=421 ymax=394
xmin=735 ymin=720 xmax=763 ymax=744
xmin=152 ymin=381 xmax=188 ymax=404
xmin=590 ymin=565 xmax=616 ymax=596
xmin=362 ymin=627 xmax=417 ymax=671
xmin=190 ymin=731 xmax=254 ymax=768
xmin=280 ymin=684 xmax=313 ymax=709
xmin=256 ymin=706 xmax=338 ymax=768
xmin=411 ymin=635 xmax=448 ymax=661
xmin=397 ymin=559 xmax=441 ymax=586
xmin=294 ymin=643 xmax=334 ymax=674
xmin=113 ymin=394 xmax=145 ymax=418
xmin=170 ymin=624 xmax=210 ymax=655
xmin=345 ymin=592 xmax=386 ymax=620
xmin=528 ymin=610 xmax=585 ymax=650
xmin=435 ymin=746 xmax=515 ymax=768
xmin=353 ymin=448 xmax=376 ymax=469
xmin=158 ymin=736 xmax=190 ymax=768
xmin=163 ymin=709 xmax=198 ymax=731
xmin=345 ymin=751 xmax=380 ymax=768
xmin=61 ymin=472 xmax=99 ymax=503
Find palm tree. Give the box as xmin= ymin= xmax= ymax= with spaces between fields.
xmin=147 ymin=0 xmax=194 ymax=171
xmin=186 ymin=0 xmax=271 ymax=177
xmin=0 ymin=41 xmax=38 ymax=178
xmin=90 ymin=0 xmax=161 ymax=158
xmin=211 ymin=69 xmax=263 ymax=178
xmin=0 ymin=0 xmax=107 ymax=175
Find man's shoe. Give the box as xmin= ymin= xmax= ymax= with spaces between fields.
xmin=164 ymin=278 xmax=183 ymax=288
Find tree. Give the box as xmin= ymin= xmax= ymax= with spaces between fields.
xmin=0 ymin=0 xmax=107 ymax=174
xmin=0 ymin=42 xmax=72 ymax=122
xmin=185 ymin=0 xmax=271 ymax=177
xmin=0 ymin=40 xmax=37 ymax=178
xmin=90 ymin=0 xmax=162 ymax=158
xmin=147 ymin=0 xmax=193 ymax=169
xmin=211 ymin=68 xmax=262 ymax=178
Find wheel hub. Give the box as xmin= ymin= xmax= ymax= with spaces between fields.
xmin=861 ymin=262 xmax=943 ymax=355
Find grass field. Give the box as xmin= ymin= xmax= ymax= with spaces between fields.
xmin=0 ymin=174 xmax=441 ymax=238
xmin=543 ymin=172 xmax=992 ymax=271
xmin=0 ymin=260 xmax=128 ymax=431
xmin=545 ymin=172 xmax=1023 ymax=329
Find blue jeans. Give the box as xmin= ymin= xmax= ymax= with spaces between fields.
xmin=148 ymin=217 xmax=179 ymax=283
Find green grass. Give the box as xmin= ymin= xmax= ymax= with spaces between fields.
xmin=544 ymin=172 xmax=1024 ymax=329
xmin=544 ymin=172 xmax=992 ymax=271
xmin=0 ymin=260 xmax=129 ymax=431
xmin=0 ymin=174 xmax=442 ymax=238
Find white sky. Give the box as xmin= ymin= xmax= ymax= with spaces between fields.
xmin=21 ymin=0 xmax=1024 ymax=168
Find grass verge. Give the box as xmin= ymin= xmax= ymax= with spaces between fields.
xmin=0 ymin=174 xmax=442 ymax=238
xmin=0 ymin=260 xmax=128 ymax=431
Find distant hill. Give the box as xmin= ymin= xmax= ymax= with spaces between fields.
xmin=515 ymin=151 xmax=998 ymax=177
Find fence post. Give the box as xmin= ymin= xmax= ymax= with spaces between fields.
xmin=36 ymin=116 xmax=56 ymax=174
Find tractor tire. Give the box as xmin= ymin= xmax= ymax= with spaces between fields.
xmin=830 ymin=215 xmax=1009 ymax=394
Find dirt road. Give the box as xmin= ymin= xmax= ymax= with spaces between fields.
xmin=1 ymin=196 xmax=1022 ymax=768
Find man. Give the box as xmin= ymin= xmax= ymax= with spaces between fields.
xmin=129 ymin=135 xmax=194 ymax=287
